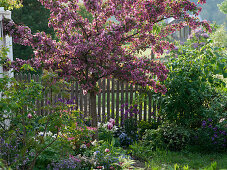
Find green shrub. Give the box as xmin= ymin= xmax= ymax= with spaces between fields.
xmin=189 ymin=118 xmax=227 ymax=153
xmin=138 ymin=120 xmax=158 ymax=139
xmin=161 ymin=27 xmax=227 ymax=129
xmin=142 ymin=123 xmax=193 ymax=151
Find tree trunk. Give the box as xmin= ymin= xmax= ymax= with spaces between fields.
xmin=90 ymin=91 xmax=98 ymax=139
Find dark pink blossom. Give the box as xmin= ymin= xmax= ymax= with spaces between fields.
xmin=107 ymin=122 xmax=113 ymax=130
xmin=27 ymin=113 xmax=32 ymax=119
xmin=3 ymin=0 xmax=211 ymax=95
xmin=109 ymin=118 xmax=115 ymax=126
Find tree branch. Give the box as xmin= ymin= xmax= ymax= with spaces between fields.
xmin=29 ymin=129 xmax=59 ymax=170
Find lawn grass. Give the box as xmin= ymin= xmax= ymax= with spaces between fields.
xmin=130 ymin=144 xmax=227 ymax=169
xmin=146 ymin=150 xmax=227 ymax=169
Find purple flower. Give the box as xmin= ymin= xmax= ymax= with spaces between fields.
xmin=202 ymin=120 xmax=206 ymax=127
xmin=213 ymin=127 xmax=218 ymax=131
xmin=192 ymin=43 xmax=199 ymax=48
xmin=173 ymin=46 xmax=179 ymax=51
xmin=109 ymin=118 xmax=115 ymax=126
xmin=107 ymin=122 xmax=113 ymax=130
xmin=27 ymin=113 xmax=32 ymax=119
xmin=201 ymin=33 xmax=209 ymax=38
xmin=105 ymin=148 xmax=110 ymax=153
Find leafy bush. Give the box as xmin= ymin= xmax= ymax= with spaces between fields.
xmin=162 ymin=28 xmax=227 ymax=129
xmin=120 ymin=103 xmax=139 ymax=145
xmin=142 ymin=123 xmax=192 ymax=151
xmin=190 ymin=119 xmax=227 ymax=152
xmin=138 ymin=120 xmax=159 ymax=139
xmin=0 ymin=67 xmax=94 ymax=169
xmin=82 ymin=140 xmax=134 ymax=169
xmin=97 ymin=118 xmax=120 ymax=147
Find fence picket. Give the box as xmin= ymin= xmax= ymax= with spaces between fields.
xmin=129 ymin=84 xmax=133 ymax=105
xmin=98 ymin=80 xmax=101 ymax=122
xmin=144 ymin=94 xmax=147 ymax=121
xmin=102 ymin=79 xmax=106 ymax=123
xmin=14 ymin=74 xmax=159 ymax=126
xmin=125 ymin=82 xmax=128 ymax=119
xmin=139 ymin=87 xmax=142 ymax=122
xmin=134 ymin=84 xmax=138 ymax=120
xmin=111 ymin=78 xmax=115 ymax=119
xmin=148 ymin=92 xmax=152 ymax=123
xmin=75 ymin=82 xmax=79 ymax=109
xmin=79 ymin=86 xmax=83 ymax=117
xmin=107 ymin=78 xmax=110 ymax=121
xmin=84 ymin=93 xmax=88 ymax=117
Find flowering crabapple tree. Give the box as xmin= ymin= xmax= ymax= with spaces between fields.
xmin=3 ymin=0 xmax=210 ymax=128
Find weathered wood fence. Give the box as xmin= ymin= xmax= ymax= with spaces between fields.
xmin=15 ymin=73 xmax=161 ymax=126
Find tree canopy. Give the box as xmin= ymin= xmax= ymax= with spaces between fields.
xmin=11 ymin=0 xmax=54 ymax=60
xmin=0 ymin=0 xmax=22 ymax=10
xmin=3 ymin=0 xmax=210 ymax=127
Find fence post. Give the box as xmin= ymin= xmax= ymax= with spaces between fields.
xmin=0 ymin=7 xmax=13 ymax=79
xmin=0 ymin=7 xmax=13 ymax=129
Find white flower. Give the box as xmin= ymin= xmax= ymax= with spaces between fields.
xmin=111 ymin=125 xmax=118 ymax=132
xmin=93 ymin=152 xmax=97 ymax=157
xmin=97 ymin=122 xmax=101 ymax=128
xmin=219 ymin=118 xmax=225 ymax=123
xmin=32 ymin=137 xmax=39 ymax=142
xmin=91 ymin=140 xmax=97 ymax=146
xmin=46 ymin=131 xmax=53 ymax=136
xmin=38 ymin=132 xmax=44 ymax=136
xmin=80 ymin=144 xmax=87 ymax=149
xmin=103 ymin=123 xmax=108 ymax=128
xmin=52 ymin=134 xmax=57 ymax=138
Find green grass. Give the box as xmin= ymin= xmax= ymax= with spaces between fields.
xmin=146 ymin=150 xmax=227 ymax=169
xmin=130 ymin=144 xmax=227 ymax=170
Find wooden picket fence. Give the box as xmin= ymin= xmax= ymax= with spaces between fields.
xmin=15 ymin=73 xmax=161 ymax=126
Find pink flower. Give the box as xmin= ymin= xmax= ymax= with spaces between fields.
xmin=68 ymin=137 xmax=75 ymax=141
xmin=109 ymin=118 xmax=115 ymax=126
xmin=27 ymin=113 xmax=32 ymax=119
xmin=105 ymin=148 xmax=110 ymax=153
xmin=86 ymin=127 xmax=97 ymax=131
xmin=107 ymin=122 xmax=113 ymax=130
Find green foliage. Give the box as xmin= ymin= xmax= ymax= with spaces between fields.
xmin=78 ymin=3 xmax=94 ymax=23
xmin=0 ymin=64 xmax=89 ymax=169
xmin=84 ymin=140 xmax=130 ymax=169
xmin=0 ymin=0 xmax=22 ymax=10
xmin=0 ymin=159 xmax=11 ymax=170
xmin=190 ymin=119 xmax=227 ymax=153
xmin=124 ymin=118 xmax=138 ymax=141
xmin=210 ymin=25 xmax=227 ymax=48
xmin=141 ymin=128 xmax=165 ymax=150
xmin=159 ymin=124 xmax=192 ymax=151
xmin=130 ymin=142 xmax=227 ymax=170
xmin=141 ymin=124 xmax=192 ymax=151
xmin=98 ymin=125 xmax=114 ymax=143
xmin=146 ymin=162 xmax=218 ymax=170
xmin=11 ymin=1 xmax=94 ymax=61
xmin=138 ymin=120 xmax=158 ymax=139
xmin=190 ymin=0 xmax=227 ymax=26
xmin=162 ymin=28 xmax=227 ymax=128
xmin=12 ymin=0 xmax=54 ymax=60
xmin=218 ymin=0 xmax=227 ymax=14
